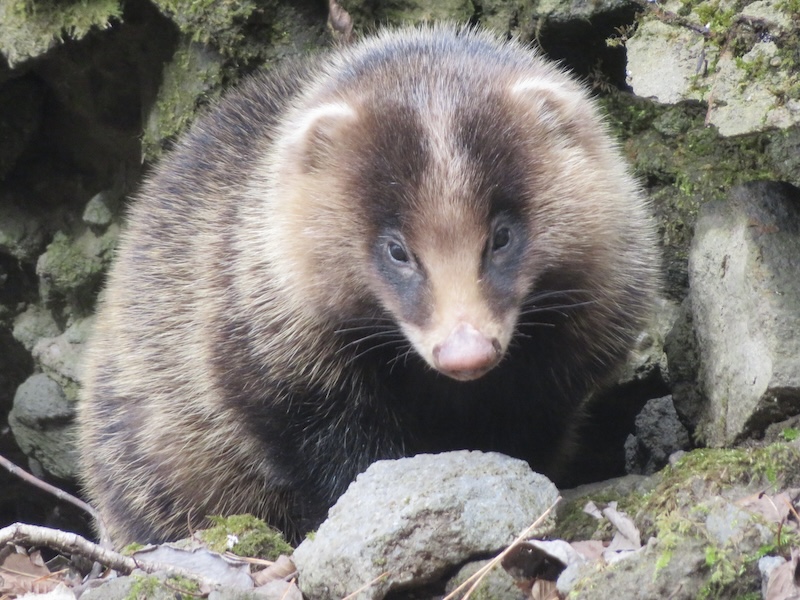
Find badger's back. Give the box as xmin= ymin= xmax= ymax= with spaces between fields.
xmin=78 ymin=25 xmax=659 ymax=546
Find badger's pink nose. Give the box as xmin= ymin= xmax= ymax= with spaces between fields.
xmin=433 ymin=322 xmax=501 ymax=381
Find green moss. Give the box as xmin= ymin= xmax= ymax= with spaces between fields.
xmin=11 ymin=0 xmax=121 ymax=39
xmin=0 ymin=0 xmax=121 ymax=66
xmin=599 ymin=90 xmax=661 ymax=140
xmin=778 ymin=0 xmax=800 ymax=13
xmin=142 ymin=41 xmax=225 ymax=160
xmin=200 ymin=514 xmax=293 ymax=559
xmin=38 ymin=225 xmax=118 ymax=316
xmin=698 ymin=545 xmax=747 ymax=599
xmin=165 ymin=575 xmax=202 ymax=597
xmin=781 ymin=428 xmax=800 ymax=442
xmin=639 ymin=444 xmax=800 ymax=537
xmin=601 ymin=89 xmax=784 ymax=295
xmin=120 ymin=542 xmax=146 ymax=555
xmin=151 ymin=0 xmax=260 ymax=51
xmin=693 ymin=4 xmax=737 ymax=36
xmin=125 ymin=574 xmax=160 ymax=600
xmin=559 ymin=432 xmax=797 ymax=594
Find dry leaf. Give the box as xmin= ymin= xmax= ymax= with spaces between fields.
xmin=0 ymin=549 xmax=60 ymax=596
xmin=603 ymin=502 xmax=641 ymax=551
xmin=738 ymin=490 xmax=800 ymax=525
xmin=530 ymin=578 xmax=561 ymax=600
xmin=583 ymin=501 xmax=603 ymax=520
xmin=569 ymin=540 xmax=607 ymax=562
xmin=253 ymin=579 xmax=303 ymax=600
xmin=765 ymin=548 xmax=800 ymax=600
xmin=252 ymin=555 xmax=297 ymax=586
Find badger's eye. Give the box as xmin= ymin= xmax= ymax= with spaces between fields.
xmin=492 ymin=226 xmax=511 ymax=252
xmin=387 ymin=241 xmax=410 ymax=263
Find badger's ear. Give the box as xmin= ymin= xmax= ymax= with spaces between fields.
xmin=509 ymin=78 xmax=588 ymax=137
xmin=283 ymin=102 xmax=358 ymax=173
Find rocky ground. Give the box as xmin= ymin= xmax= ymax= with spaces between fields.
xmin=1 ymin=0 xmax=799 ymax=598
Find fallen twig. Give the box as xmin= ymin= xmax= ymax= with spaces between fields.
xmin=340 ymin=571 xmax=389 ymax=600
xmin=0 ymin=523 xmax=219 ymax=589
xmin=442 ymin=496 xmax=562 ymax=600
xmin=0 ymin=454 xmax=110 ymax=548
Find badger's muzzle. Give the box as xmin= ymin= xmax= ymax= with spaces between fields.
xmin=432 ymin=321 xmax=502 ymax=381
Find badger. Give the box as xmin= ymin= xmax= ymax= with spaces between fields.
xmin=78 ymin=24 xmax=660 ymax=546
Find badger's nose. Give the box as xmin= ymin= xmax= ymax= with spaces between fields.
xmin=433 ymin=322 xmax=501 ymax=381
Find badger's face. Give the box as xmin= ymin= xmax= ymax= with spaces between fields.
xmin=271 ymin=59 xmax=600 ymax=381
xmin=346 ymin=90 xmax=548 ymax=382
xmin=370 ymin=211 xmax=526 ymax=381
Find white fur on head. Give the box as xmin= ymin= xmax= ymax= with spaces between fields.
xmin=281 ymin=102 xmax=358 ymax=173
xmin=510 ymin=77 xmax=587 ymax=131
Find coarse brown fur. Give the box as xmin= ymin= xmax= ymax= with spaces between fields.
xmin=78 ymin=25 xmax=660 ymax=547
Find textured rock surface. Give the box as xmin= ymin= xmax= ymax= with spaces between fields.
xmin=445 ymin=559 xmax=524 ymax=599
xmin=293 ymin=451 xmax=558 ymax=600
xmin=7 ymin=373 xmax=78 ymax=479
xmin=626 ymin=0 xmax=800 ymax=136
xmin=625 ymin=395 xmax=691 ymax=475
xmin=31 ymin=318 xmax=93 ymax=401
xmin=626 ymin=18 xmax=709 ymax=106
xmin=565 ymin=444 xmax=800 ymax=600
xmin=689 ymin=181 xmax=800 ymax=446
xmin=0 ymin=0 xmax=122 ymax=68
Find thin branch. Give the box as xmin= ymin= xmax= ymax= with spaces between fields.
xmin=1 ymin=523 xmax=133 ymax=572
xmin=442 ymin=496 xmax=562 ymax=600
xmin=0 ymin=523 xmax=218 ymax=589
xmin=341 ymin=572 xmax=389 ymax=600
xmin=0 ymin=453 xmax=110 ymax=548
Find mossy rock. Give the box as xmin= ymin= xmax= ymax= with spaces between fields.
xmin=199 ymin=514 xmax=293 ymax=560
xmin=0 ymin=0 xmax=122 ymax=67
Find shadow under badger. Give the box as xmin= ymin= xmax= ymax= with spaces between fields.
xmin=78 ymin=25 xmax=660 ymax=546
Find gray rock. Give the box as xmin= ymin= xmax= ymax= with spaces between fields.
xmin=626 ymin=17 xmax=709 ymax=105
xmin=32 ymin=317 xmax=93 ymax=400
xmin=689 ymin=181 xmax=800 ymax=446
xmin=759 ymin=555 xmax=786 ymax=598
xmin=82 ymin=189 xmax=117 ymax=228
xmin=248 ymin=581 xmax=302 ymax=600
xmin=664 ymin=298 xmax=705 ymax=434
xmin=625 ymin=0 xmax=800 ymax=136
xmin=569 ymin=536 xmax=706 ymax=600
xmin=617 ymin=297 xmax=679 ymax=389
xmin=562 ymin=473 xmax=658 ymax=507
xmin=9 ymin=310 xmax=90 ymax=480
xmin=0 ymin=0 xmax=121 ymax=68
xmin=704 ymin=498 xmax=769 ymax=547
xmin=534 ymin=0 xmax=633 ymax=23
xmin=570 ymin=507 xmax=770 ymax=600
xmin=7 ymin=373 xmax=78 ymax=480
xmin=445 ymin=559 xmax=524 ymax=600
xmin=293 ymin=451 xmax=558 ymax=600
xmin=766 ymin=125 xmax=800 ymax=188
xmin=624 ymin=395 xmax=691 ymax=475
xmin=36 ymin=225 xmax=119 ymax=317
xmin=764 ymin=414 xmax=800 ymax=443
xmin=81 ymin=572 xmax=188 ymax=600
xmin=12 ymin=304 xmax=60 ymax=353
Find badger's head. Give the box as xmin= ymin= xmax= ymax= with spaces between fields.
xmin=263 ymin=34 xmax=641 ymax=382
